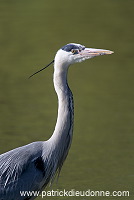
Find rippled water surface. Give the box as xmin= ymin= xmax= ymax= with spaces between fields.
xmin=0 ymin=1 xmax=134 ymax=199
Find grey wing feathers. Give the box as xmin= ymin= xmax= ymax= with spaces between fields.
xmin=0 ymin=142 xmax=46 ymax=200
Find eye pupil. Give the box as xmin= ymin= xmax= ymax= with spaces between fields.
xmin=71 ymin=49 xmax=78 ymax=54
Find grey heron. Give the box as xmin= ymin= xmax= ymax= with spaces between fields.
xmin=0 ymin=43 xmax=113 ymax=200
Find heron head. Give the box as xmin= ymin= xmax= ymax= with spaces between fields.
xmin=55 ymin=43 xmax=113 ymax=67
xmin=29 ymin=43 xmax=113 ymax=78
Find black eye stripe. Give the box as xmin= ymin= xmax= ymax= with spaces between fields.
xmin=61 ymin=44 xmax=78 ymax=52
xmin=61 ymin=44 xmax=85 ymax=52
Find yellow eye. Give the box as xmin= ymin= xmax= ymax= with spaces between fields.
xmin=71 ymin=49 xmax=77 ymax=54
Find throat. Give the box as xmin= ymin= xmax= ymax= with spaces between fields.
xmin=49 ymin=68 xmax=74 ymax=150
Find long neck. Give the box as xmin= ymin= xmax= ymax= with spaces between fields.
xmin=49 ymin=64 xmax=74 ymax=161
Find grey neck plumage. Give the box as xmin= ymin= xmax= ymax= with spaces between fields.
xmin=48 ymin=66 xmax=74 ymax=171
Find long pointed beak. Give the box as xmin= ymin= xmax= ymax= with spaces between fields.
xmin=80 ymin=48 xmax=114 ymax=58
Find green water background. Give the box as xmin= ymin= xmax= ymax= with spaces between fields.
xmin=0 ymin=0 xmax=134 ymax=199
